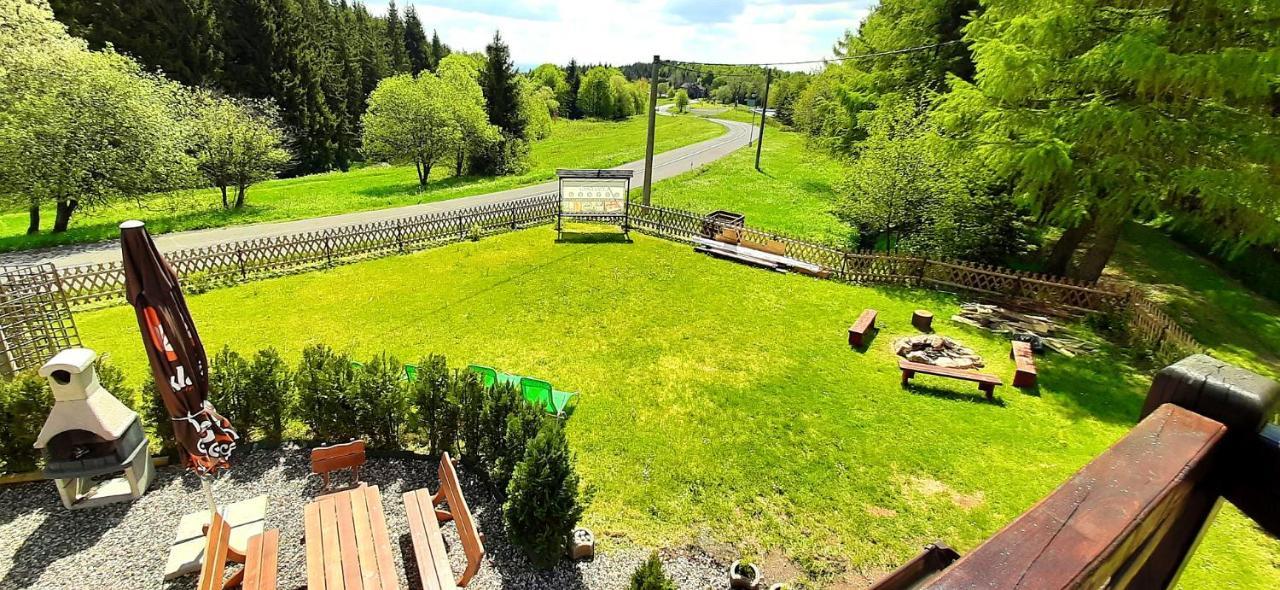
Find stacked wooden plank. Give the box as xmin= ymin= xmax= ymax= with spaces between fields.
xmin=951 ymin=302 xmax=1097 ymax=357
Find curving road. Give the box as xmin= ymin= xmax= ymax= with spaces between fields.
xmin=6 ymin=115 xmax=755 ymax=268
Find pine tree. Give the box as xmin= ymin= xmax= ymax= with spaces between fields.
xmin=479 ymin=31 xmax=524 ymax=138
xmin=49 ymin=0 xmax=223 ymax=86
xmin=428 ymin=29 xmax=448 ymax=72
xmin=384 ymin=0 xmax=410 ymax=74
xmin=403 ymin=5 xmax=429 ymax=75
xmin=271 ymin=0 xmax=336 ymax=173
xmin=563 ymin=59 xmax=581 ymax=119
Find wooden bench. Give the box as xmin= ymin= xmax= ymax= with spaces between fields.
xmin=404 ymin=452 xmax=485 ymax=588
xmin=741 ymin=237 xmax=787 ymax=257
xmin=198 ymin=510 xmax=279 ymax=590
xmin=899 ymin=359 xmax=1003 ymax=400
xmin=848 ymin=309 xmax=878 ymax=348
xmin=1010 ymin=340 xmax=1038 ymax=387
xmin=694 ymin=244 xmax=784 ymax=272
xmin=311 ymin=440 xmax=366 ymax=492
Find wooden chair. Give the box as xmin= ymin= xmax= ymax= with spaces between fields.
xmin=197 ymin=510 xmax=279 ymax=590
xmin=311 ymin=439 xmax=366 ymax=492
xmin=899 ymin=359 xmax=1003 ymax=400
xmin=848 ymin=309 xmax=878 ymax=348
xmin=1010 ymin=340 xmax=1038 ymax=387
xmin=403 ymin=452 xmax=486 ymax=588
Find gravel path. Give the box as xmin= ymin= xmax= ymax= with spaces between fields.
xmin=0 ymin=447 xmax=732 ymax=590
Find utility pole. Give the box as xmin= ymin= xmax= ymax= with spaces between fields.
xmin=642 ymin=54 xmax=660 ymax=206
xmin=755 ymin=67 xmax=772 ymax=172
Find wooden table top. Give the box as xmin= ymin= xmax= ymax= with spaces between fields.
xmin=304 ymin=484 xmax=400 ymax=590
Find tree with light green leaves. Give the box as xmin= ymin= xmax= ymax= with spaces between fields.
xmin=437 ymin=53 xmax=500 ymax=177
xmin=0 ymin=0 xmax=196 ymax=234
xmin=189 ymin=93 xmax=291 ymax=209
xmin=360 ymin=73 xmax=459 ymax=187
xmin=610 ymin=73 xmax=637 ymax=118
xmin=578 ymin=66 xmax=616 ymax=119
xmin=674 ymin=89 xmax=690 ymax=113
xmin=518 ymin=77 xmax=556 ymax=141
xmin=530 ymin=63 xmax=570 ymax=111
xmin=936 ymin=0 xmax=1280 ymax=280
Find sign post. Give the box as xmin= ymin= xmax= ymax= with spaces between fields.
xmin=556 ymin=169 xmax=634 ymax=241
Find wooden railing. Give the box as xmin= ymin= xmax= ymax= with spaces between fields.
xmin=910 ymin=355 xmax=1280 ymax=589
xmin=47 ymin=197 xmax=1199 ymax=362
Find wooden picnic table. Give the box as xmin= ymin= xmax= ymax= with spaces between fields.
xmin=305 ymin=484 xmax=400 ymax=590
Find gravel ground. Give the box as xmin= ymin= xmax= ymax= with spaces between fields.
xmin=0 ymin=446 xmax=733 ymax=590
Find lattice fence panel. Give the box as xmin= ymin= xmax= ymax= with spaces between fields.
xmin=0 ymin=264 xmax=80 ymax=374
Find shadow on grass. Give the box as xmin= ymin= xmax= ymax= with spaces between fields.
xmin=903 ymin=382 xmax=1008 ymax=407
xmin=0 ymin=203 xmax=265 ymax=257
xmin=555 ymin=231 xmax=632 ymax=244
xmin=1037 ymin=352 xmax=1145 ymax=426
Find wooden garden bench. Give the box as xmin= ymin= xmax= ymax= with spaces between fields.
xmin=197 ymin=510 xmax=279 ymax=590
xmin=403 ymin=452 xmax=485 ymax=589
xmin=1010 ymin=340 xmax=1038 ymax=387
xmin=311 ymin=440 xmax=365 ymax=492
xmin=899 ymin=359 xmax=1003 ymax=400
xmin=848 ymin=309 xmax=878 ymax=348
xmin=304 ymin=484 xmax=398 ymax=590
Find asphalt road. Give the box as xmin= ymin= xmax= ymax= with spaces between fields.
xmin=7 ymin=115 xmax=755 ymax=268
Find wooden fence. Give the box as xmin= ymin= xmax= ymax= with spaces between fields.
xmin=628 ymin=202 xmax=1201 ymax=362
xmin=49 ymin=195 xmax=1199 ymax=362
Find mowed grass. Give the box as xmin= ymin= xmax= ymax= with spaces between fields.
xmin=72 ymin=228 xmax=1278 ymax=586
xmin=1109 ymin=223 xmax=1280 ymax=380
xmin=0 ymin=115 xmax=724 ymax=253
xmin=648 ymin=126 xmax=851 ymax=245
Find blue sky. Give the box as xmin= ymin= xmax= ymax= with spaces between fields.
xmin=362 ymin=0 xmax=876 ymax=70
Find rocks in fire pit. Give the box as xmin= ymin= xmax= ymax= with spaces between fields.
xmin=894 ymin=335 xmax=985 ymax=369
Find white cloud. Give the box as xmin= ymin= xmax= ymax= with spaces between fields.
xmin=361 ymin=0 xmax=874 ymax=71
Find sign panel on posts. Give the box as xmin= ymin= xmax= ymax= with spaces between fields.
xmin=556 ymin=169 xmax=632 ymax=239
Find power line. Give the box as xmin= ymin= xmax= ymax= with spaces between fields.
xmin=665 ymin=39 xmax=964 ymax=68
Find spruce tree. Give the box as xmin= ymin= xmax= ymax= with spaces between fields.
xmin=428 ymin=30 xmax=448 ymax=72
xmin=564 ymin=59 xmax=581 ymax=119
xmin=403 ymin=5 xmax=429 ymax=75
xmin=384 ymin=0 xmax=410 ymax=74
xmin=218 ymin=0 xmax=278 ymax=100
xmin=49 ymin=0 xmax=223 ymax=86
xmin=480 ymin=31 xmax=524 ymax=138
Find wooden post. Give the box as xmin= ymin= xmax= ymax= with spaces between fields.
xmin=754 ymin=67 xmax=772 ymax=172
xmin=642 ymin=55 xmax=660 ymax=206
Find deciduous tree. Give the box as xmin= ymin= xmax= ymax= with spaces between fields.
xmin=190 ymin=93 xmax=291 ymax=209
xmin=360 ymin=73 xmax=458 ymax=187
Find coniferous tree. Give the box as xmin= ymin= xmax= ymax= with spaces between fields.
xmin=217 ymin=0 xmax=278 ymax=100
xmin=563 ymin=59 xmax=581 ymax=119
xmin=479 ymin=31 xmax=524 ymax=138
xmin=428 ymin=29 xmax=448 ymax=72
xmin=50 ymin=0 xmax=223 ymax=86
xmin=384 ymin=0 xmax=410 ymax=74
xmin=403 ymin=5 xmax=429 ymax=75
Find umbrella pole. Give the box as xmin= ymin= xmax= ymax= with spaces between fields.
xmin=201 ymin=475 xmax=218 ymax=517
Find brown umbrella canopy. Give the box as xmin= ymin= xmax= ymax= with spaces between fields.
xmin=121 ymin=221 xmax=237 ymax=475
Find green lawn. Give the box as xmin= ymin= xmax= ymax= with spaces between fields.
xmin=1109 ymin=223 xmax=1280 ymax=380
xmin=73 ymin=228 xmax=1277 ymax=587
xmin=1 ymin=115 xmax=724 ymax=253
xmin=648 ymin=127 xmax=851 ymax=246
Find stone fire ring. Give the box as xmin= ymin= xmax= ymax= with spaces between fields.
xmin=894 ymin=335 xmax=985 ymax=370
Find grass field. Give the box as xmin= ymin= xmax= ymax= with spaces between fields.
xmin=0 ymin=115 xmax=724 ymax=253
xmin=73 ymin=228 xmax=1278 ymax=587
xmin=648 ymin=127 xmax=850 ymax=245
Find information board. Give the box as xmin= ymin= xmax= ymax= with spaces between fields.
xmin=555 ymin=169 xmax=632 ymax=239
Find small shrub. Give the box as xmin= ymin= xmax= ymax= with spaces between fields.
xmin=295 ymin=344 xmax=359 ymax=441
xmin=504 ymin=420 xmax=585 ymax=569
xmin=482 ymin=382 xmax=519 ymax=484
xmin=456 ymin=370 xmax=486 ymax=466
xmin=245 ymin=348 xmax=292 ymax=442
xmin=183 ymin=270 xmax=216 ymax=294
xmin=468 ymin=222 xmax=483 ymax=242
xmin=0 ymin=373 xmax=52 ymax=473
xmin=209 ymin=346 xmax=252 ymax=431
xmin=410 ymin=354 xmax=457 ymax=456
xmin=95 ymin=356 xmax=137 ymax=413
xmin=494 ymin=391 xmax=545 ymax=492
xmin=353 ymin=352 xmax=409 ymax=448
xmin=630 ymin=552 xmax=676 ymax=590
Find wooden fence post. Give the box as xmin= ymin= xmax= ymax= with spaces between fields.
xmin=510 ymin=202 xmax=518 ymax=229
xmin=237 ymin=246 xmax=247 ymax=280
xmin=324 ymin=232 xmax=333 ymax=267
xmin=395 ymin=221 xmax=405 ymax=253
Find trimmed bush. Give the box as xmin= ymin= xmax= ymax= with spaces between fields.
xmin=0 ymin=373 xmax=52 ymax=473
xmin=209 ymin=346 xmax=251 ymax=429
xmin=630 ymin=552 xmax=676 ymax=590
xmin=246 ymin=348 xmax=292 ymax=442
xmin=410 ymin=354 xmax=457 ymax=456
xmin=353 ymin=353 xmax=409 ymax=448
xmin=295 ymin=344 xmax=360 ymax=442
xmin=142 ymin=379 xmax=178 ymax=457
xmin=96 ymin=356 xmax=137 ymax=412
xmin=457 ymin=369 xmax=486 ymax=467
xmin=503 ymin=420 xmax=585 ymax=569
xmin=494 ymin=391 xmax=545 ymax=493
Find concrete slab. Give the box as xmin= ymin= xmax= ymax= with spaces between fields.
xmin=163 ymin=494 xmax=268 ymax=580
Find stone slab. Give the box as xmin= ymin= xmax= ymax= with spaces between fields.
xmin=163 ymin=494 xmax=268 ymax=580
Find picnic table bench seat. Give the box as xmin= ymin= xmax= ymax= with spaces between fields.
xmin=311 ymin=440 xmax=366 ymax=492
xmin=690 ymin=235 xmax=829 ymax=277
xmin=1010 ymin=340 xmax=1038 ymax=388
xmin=198 ymin=510 xmax=279 ymax=590
xmin=404 ymin=452 xmax=485 ymax=589
xmin=304 ymin=484 xmax=399 ymax=590
xmin=899 ymin=359 xmax=1003 ymax=400
xmin=848 ymin=309 xmax=878 ymax=348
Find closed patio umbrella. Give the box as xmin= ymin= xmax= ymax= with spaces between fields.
xmin=121 ymin=220 xmax=237 ymax=513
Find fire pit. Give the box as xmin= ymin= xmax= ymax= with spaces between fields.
xmin=894 ymin=335 xmax=984 ymax=370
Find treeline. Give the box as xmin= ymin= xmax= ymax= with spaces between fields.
xmin=780 ymin=0 xmax=1279 ymax=282
xmin=49 ymin=0 xmax=452 ymax=175
xmin=530 ymin=62 xmax=649 ymax=120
